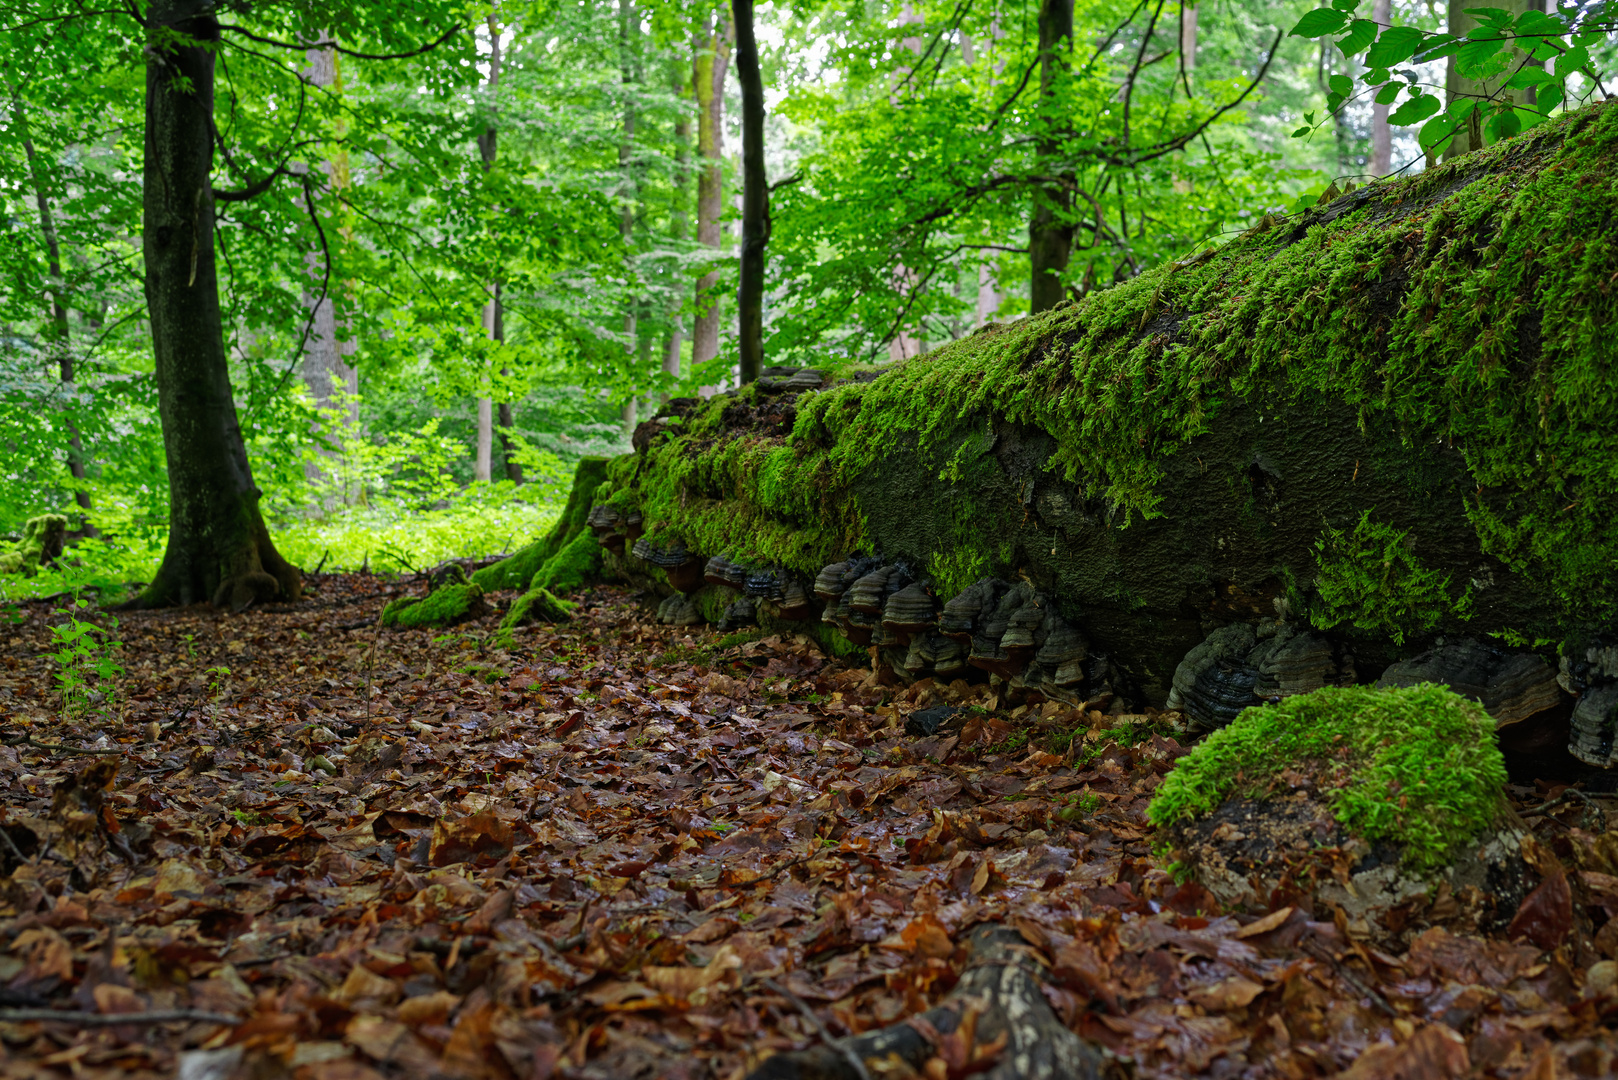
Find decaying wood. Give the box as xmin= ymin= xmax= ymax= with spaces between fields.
xmin=746 ymin=924 xmax=1101 ymax=1080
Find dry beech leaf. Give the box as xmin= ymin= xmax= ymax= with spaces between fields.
xmin=1189 ymin=976 xmax=1265 ymax=1011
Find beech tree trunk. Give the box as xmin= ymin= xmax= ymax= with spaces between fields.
xmin=10 ymin=95 xmax=96 ymax=535
xmin=477 ymin=7 xmax=521 ymax=483
xmin=1370 ymin=0 xmax=1392 ymax=174
xmin=692 ymin=16 xmax=729 ymax=388
xmin=733 ymin=0 xmax=765 ymax=384
xmin=137 ymin=0 xmax=300 ymax=610
xmin=1029 ymin=0 xmax=1074 ymax=313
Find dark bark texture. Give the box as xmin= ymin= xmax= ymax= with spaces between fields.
xmin=137 ymin=0 xmax=300 ymax=611
xmin=733 ymin=0 xmax=766 ymax=384
xmin=1028 ymin=0 xmax=1074 ymax=313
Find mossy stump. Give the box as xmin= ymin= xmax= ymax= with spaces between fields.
xmin=1148 ymin=685 xmax=1534 ymax=936
xmin=378 ymin=568 xmax=489 ymax=629
xmin=0 ymin=514 xmax=67 ymax=576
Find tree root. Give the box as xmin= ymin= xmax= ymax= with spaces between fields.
xmin=746 ymin=924 xmax=1101 ymax=1080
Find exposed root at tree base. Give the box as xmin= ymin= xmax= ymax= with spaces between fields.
xmin=746 ymin=924 xmax=1102 ymax=1080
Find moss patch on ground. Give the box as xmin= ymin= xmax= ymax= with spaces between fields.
xmin=379 ymin=583 xmax=486 ymax=629
xmin=500 ymin=586 xmax=574 ymax=630
xmin=0 ymin=514 xmax=67 ymax=576
xmin=1148 ymin=684 xmax=1507 ymax=872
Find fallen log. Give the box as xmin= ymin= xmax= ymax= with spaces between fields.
xmin=490 ymin=104 xmax=1618 ymax=756
xmin=745 ymin=924 xmax=1101 ymax=1080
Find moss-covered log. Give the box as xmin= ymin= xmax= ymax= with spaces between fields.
xmin=563 ymin=105 xmax=1618 ymax=719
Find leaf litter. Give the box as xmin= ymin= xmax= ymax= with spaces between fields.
xmin=0 ymin=574 xmax=1616 ymax=1078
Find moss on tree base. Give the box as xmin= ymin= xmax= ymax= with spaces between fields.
xmin=379 ymin=582 xmax=487 ymax=629
xmin=0 ymin=515 xmax=67 ymax=576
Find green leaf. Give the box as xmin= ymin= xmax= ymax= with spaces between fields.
xmin=1485 ymin=107 xmax=1523 ymax=143
xmin=1304 ymin=111 xmax=1316 ymax=125
xmin=1505 ymin=67 xmax=1556 ymax=89
xmin=1455 ymin=37 xmax=1512 ymax=81
xmin=1364 ymin=67 xmax=1390 ymax=86
xmin=1290 ymin=9 xmax=1351 ymax=38
xmin=1388 ymin=91 xmax=1441 ymax=126
xmin=1536 ymin=82 xmax=1564 ymax=115
xmin=1328 ymin=73 xmax=1354 ymax=99
xmin=1292 ymin=125 xmax=1314 ymax=138
xmin=1374 ymin=82 xmax=1403 ymax=105
xmin=1330 ymin=0 xmax=1361 ymax=10
xmin=1327 ymin=91 xmax=1346 ymax=113
xmin=1515 ymin=10 xmax=1568 ymax=35
xmin=1418 ymin=111 xmax=1460 ymax=156
xmin=1365 ymin=26 xmax=1425 ymax=68
xmin=1414 ymin=34 xmax=1466 ymax=64
xmin=1339 ymin=18 xmax=1378 ymax=55
xmin=1462 ymin=6 xmax=1514 ymax=28
xmin=1555 ymin=45 xmax=1590 ymax=78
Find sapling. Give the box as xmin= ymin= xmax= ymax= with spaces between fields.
xmin=45 ymin=571 xmax=124 ymax=729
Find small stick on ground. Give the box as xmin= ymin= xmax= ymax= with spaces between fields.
xmin=761 ymin=977 xmax=873 ymax=1080
xmin=0 ymin=1008 xmax=241 ymax=1026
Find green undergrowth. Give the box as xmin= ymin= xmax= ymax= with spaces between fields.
xmin=1309 ymin=511 xmax=1473 ymax=644
xmin=473 ymin=457 xmax=608 ymax=592
xmin=616 ymin=102 xmax=1618 ymax=620
xmin=1147 ymin=684 xmax=1507 ymax=873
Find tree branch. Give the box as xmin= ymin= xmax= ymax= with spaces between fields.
xmin=214 ymin=22 xmax=462 ymax=62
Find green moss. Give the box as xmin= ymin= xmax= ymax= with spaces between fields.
xmin=472 ymin=457 xmax=609 ymax=592
xmin=532 ymin=529 xmax=602 ymax=594
xmin=1147 ymin=684 xmax=1508 ymax=872
xmin=616 ymin=103 xmax=1618 ymax=627
xmin=500 ymin=585 xmax=575 ymax=630
xmin=378 ymin=596 xmax=420 ymax=626
xmin=1309 ymin=511 xmax=1473 ymax=644
xmin=381 ymin=583 xmax=485 ymax=629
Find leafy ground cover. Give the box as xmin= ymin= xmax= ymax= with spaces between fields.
xmin=0 ymin=578 xmax=1615 ymax=1078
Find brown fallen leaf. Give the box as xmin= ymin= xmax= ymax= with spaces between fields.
xmin=1336 ymin=1024 xmax=1469 ymax=1080
xmin=1508 ymin=869 xmax=1573 ymax=952
xmin=1188 ymin=976 xmax=1265 ymax=1011
xmin=1235 ymin=906 xmax=1293 ymax=939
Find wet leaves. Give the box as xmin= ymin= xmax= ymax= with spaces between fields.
xmin=0 ymin=576 xmax=1614 ymax=1077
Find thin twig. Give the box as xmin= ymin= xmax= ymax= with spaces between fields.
xmin=2 ymin=736 xmax=124 ymax=756
xmin=0 ymin=824 xmax=29 ymax=865
xmin=1299 ymin=937 xmax=1396 ymax=1018
xmin=762 ymin=977 xmax=874 ymax=1080
xmin=0 ymin=1008 xmax=241 ymax=1026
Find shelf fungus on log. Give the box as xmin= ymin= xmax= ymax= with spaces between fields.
xmin=632 ymin=537 xmax=705 ymax=593
xmin=656 ymin=592 xmax=702 ymax=627
xmin=704 ymin=555 xmax=749 ymax=590
xmin=1561 ymin=638 xmax=1618 ymax=767
xmin=745 ymin=923 xmax=1101 ymax=1080
xmin=1375 ymin=639 xmax=1564 ymax=728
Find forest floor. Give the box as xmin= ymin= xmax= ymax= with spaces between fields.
xmin=0 ymin=572 xmax=1616 ymax=1079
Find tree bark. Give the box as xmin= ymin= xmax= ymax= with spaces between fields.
xmin=299 ymin=41 xmax=359 ymax=498
xmin=1029 ymin=0 xmax=1074 ymax=313
xmin=474 ymin=6 xmax=504 ymax=485
xmin=663 ymin=61 xmax=692 ymax=387
xmin=10 ymin=95 xmax=96 ymax=535
xmin=691 ymin=15 xmax=730 ymax=386
xmin=1445 ymin=0 xmax=1531 ymax=160
xmin=136 ymin=0 xmax=301 ymax=611
xmin=618 ymin=0 xmax=643 ymax=417
xmin=732 ymin=0 xmax=766 ymax=384
xmin=1370 ymin=0 xmax=1392 ymax=174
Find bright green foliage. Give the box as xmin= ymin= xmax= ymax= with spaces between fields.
xmin=532 ymin=530 xmax=602 ymax=595
xmin=0 ymin=515 xmax=67 ymax=576
xmin=44 ymin=583 xmax=122 ymax=722
xmin=628 ymin=103 xmax=1618 ymax=622
xmin=1290 ymin=1 xmax=1617 ymax=157
xmin=1310 ymin=512 xmax=1472 ymax=644
xmin=379 ymin=583 xmax=484 ymax=629
xmin=1148 ymin=684 xmax=1507 ymax=872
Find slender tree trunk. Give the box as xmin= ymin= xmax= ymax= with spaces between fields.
xmin=1445 ymin=0 xmax=1530 ymax=160
xmin=10 ymin=95 xmax=96 ymax=535
xmin=1029 ymin=0 xmax=1074 ymax=313
xmin=732 ymin=0 xmax=765 ymax=384
xmin=1179 ymin=2 xmax=1197 ymax=78
xmin=137 ymin=0 xmax=300 ymax=610
xmin=472 ymin=9 xmax=504 ymax=483
xmin=474 ymin=5 xmax=520 ymax=482
xmin=1370 ymin=0 xmax=1392 ymax=174
xmin=888 ymin=4 xmax=926 ymax=362
xmin=692 ymin=14 xmax=730 ymax=390
xmin=299 ymin=42 xmax=359 ymax=500
xmin=663 ymin=62 xmax=692 ymax=389
xmin=618 ymin=0 xmax=643 ymax=430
